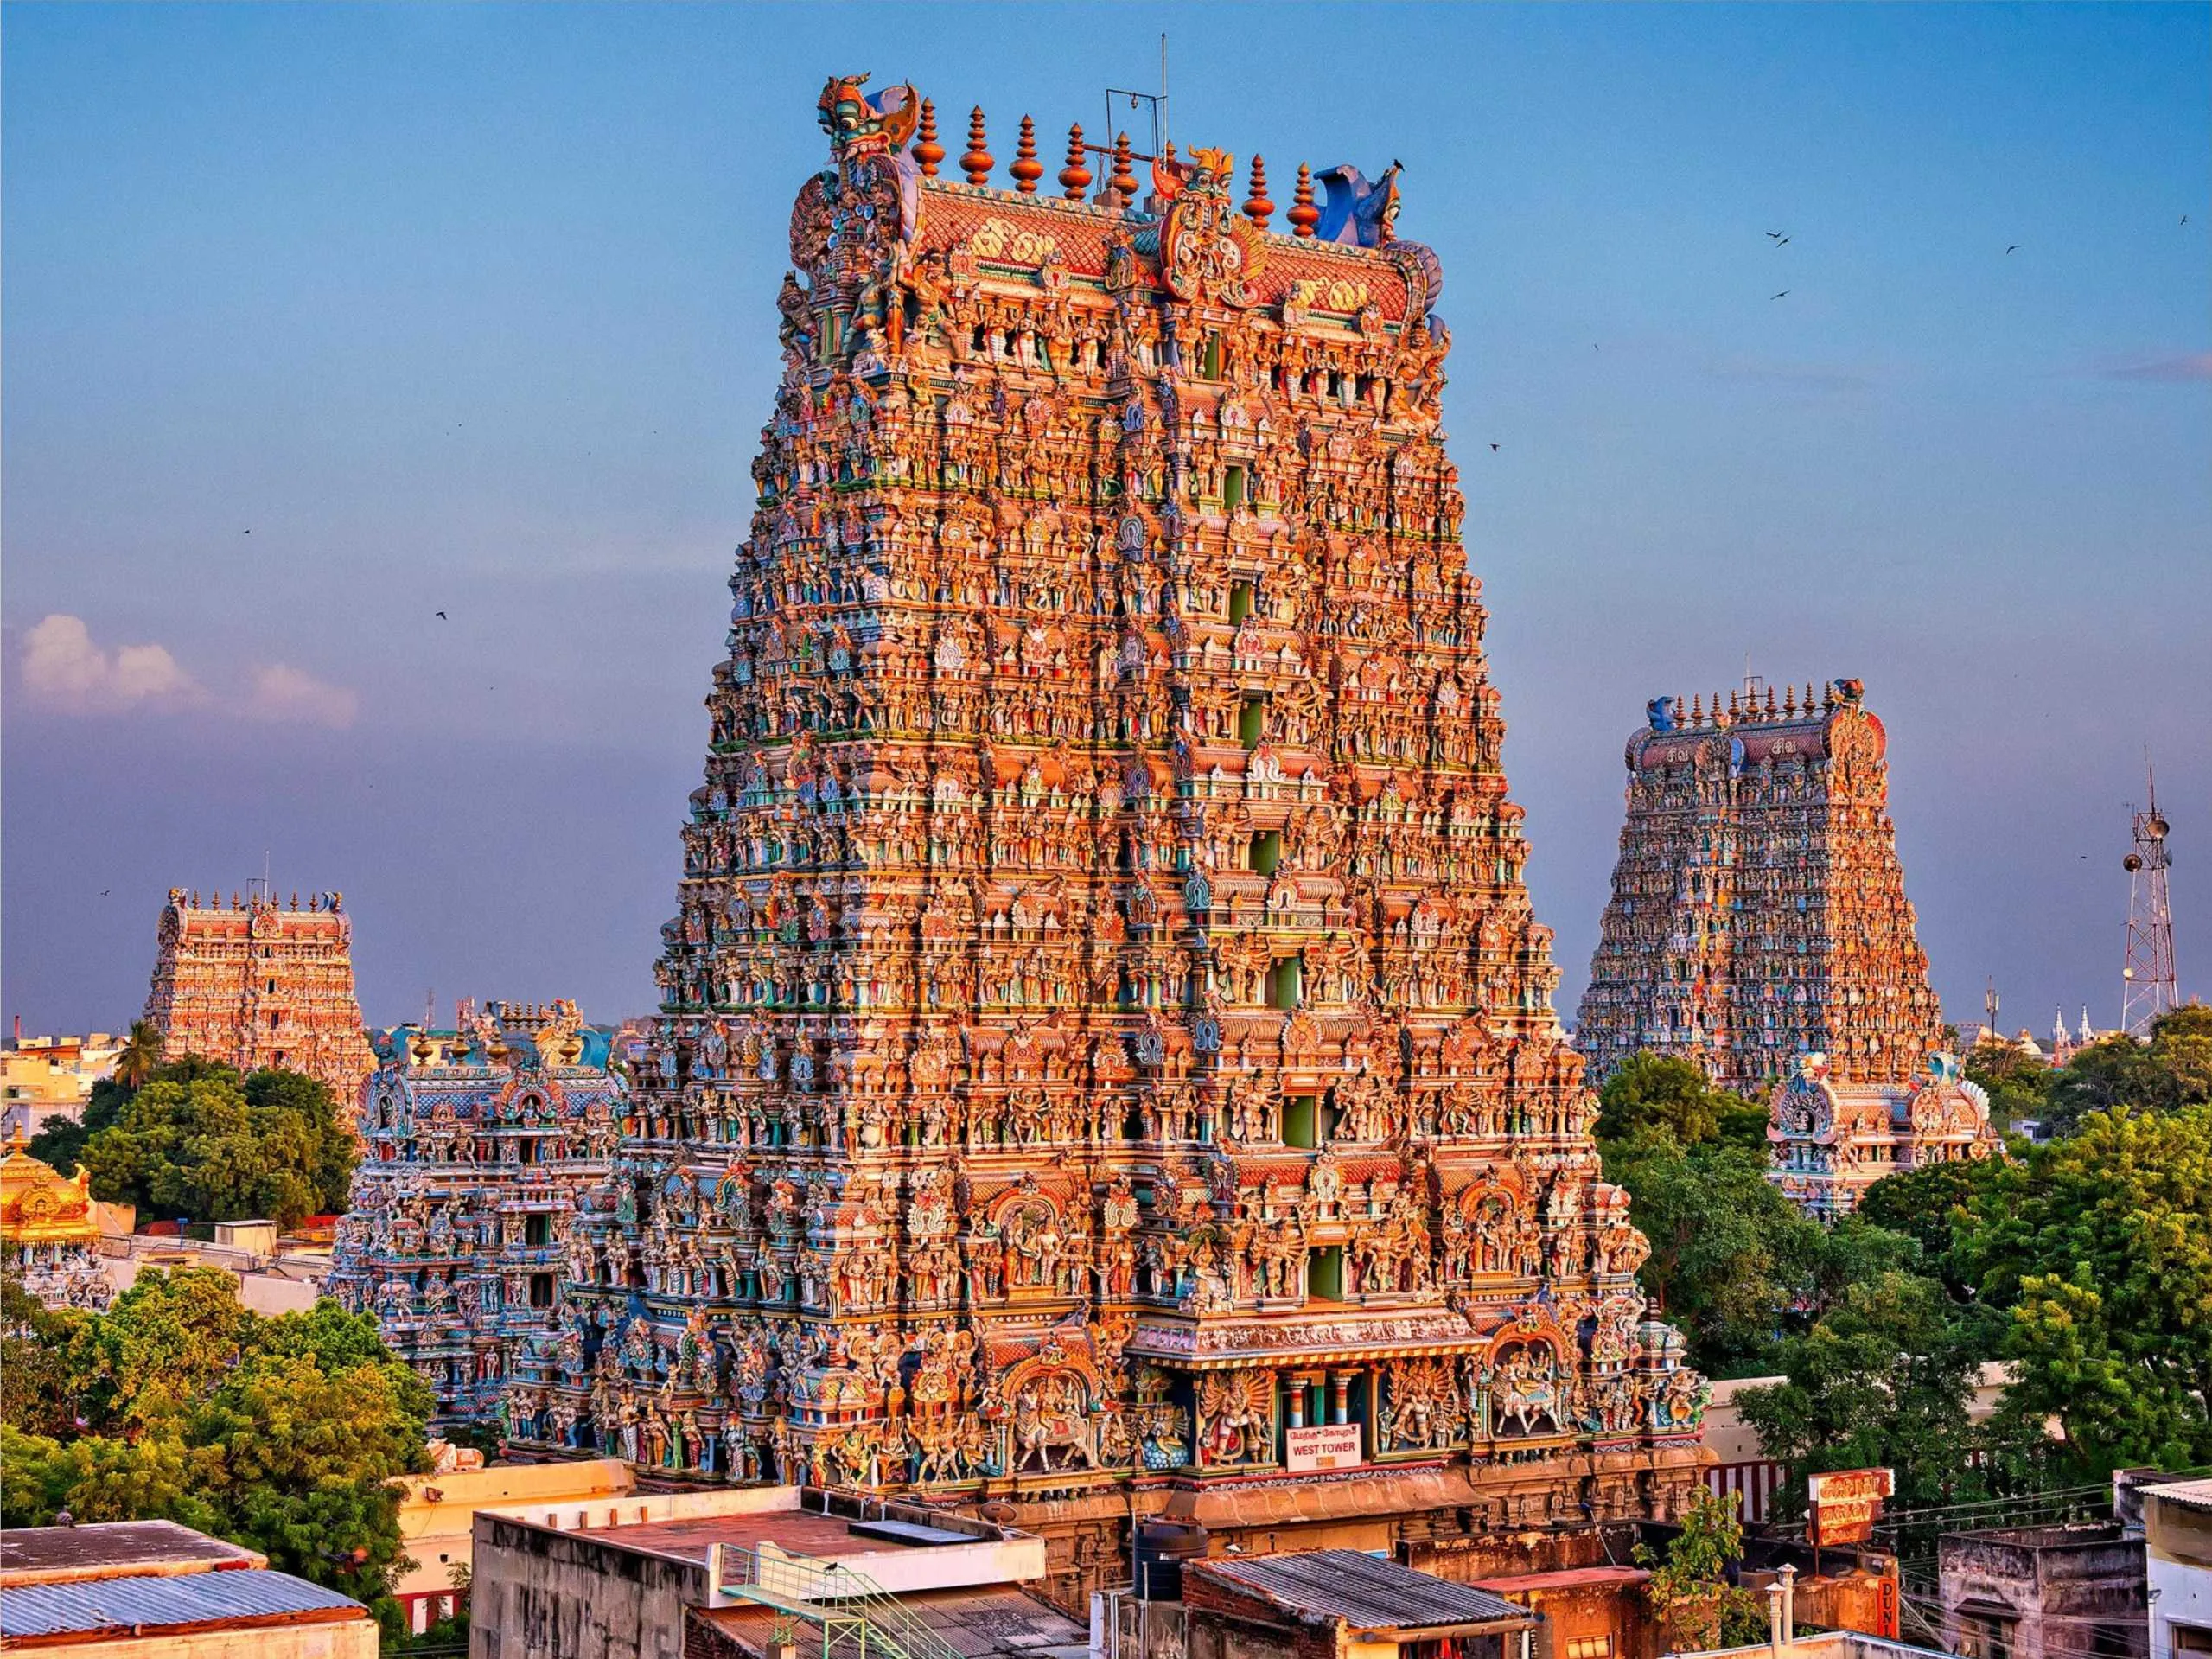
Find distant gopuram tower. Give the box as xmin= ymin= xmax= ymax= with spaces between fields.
xmin=553 ymin=77 xmax=1707 ymax=1605
xmin=142 ymin=887 xmax=376 ymax=1111
xmin=1578 ymin=680 xmax=1947 ymax=1094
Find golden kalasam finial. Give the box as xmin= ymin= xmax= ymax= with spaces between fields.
xmin=961 ymin=106 xmax=992 ymax=186
xmin=1289 ymin=162 xmax=1320 ymax=238
xmin=1110 ymin=132 xmax=1138 ymax=202
xmin=1010 ymin=115 xmax=1042 ymax=194
xmin=1060 ymin=123 xmax=1092 ymax=201
xmin=914 ymin=98 xmax=944 ymax=177
xmin=1243 ymin=155 xmax=1274 ymax=229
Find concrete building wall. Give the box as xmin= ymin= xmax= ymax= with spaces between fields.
xmin=471 ymin=1514 xmax=707 ymax=1659
xmin=2146 ymin=1494 xmax=2212 ymax=1658
xmin=1939 ymin=1526 xmax=2146 ymax=1659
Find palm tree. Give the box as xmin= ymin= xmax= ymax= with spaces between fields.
xmin=113 ymin=1019 xmax=165 ymax=1091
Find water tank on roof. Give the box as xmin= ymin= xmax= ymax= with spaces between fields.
xmin=1133 ymin=1519 xmax=1208 ymax=1600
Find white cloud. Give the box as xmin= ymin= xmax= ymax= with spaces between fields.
xmin=16 ymin=613 xmax=357 ymax=727
xmin=20 ymin=614 xmax=205 ymax=712
xmin=243 ymin=663 xmax=360 ymax=729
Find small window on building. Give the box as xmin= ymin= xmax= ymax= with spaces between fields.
xmin=1223 ymin=464 xmax=1246 ymax=511
xmin=1238 ymin=693 xmax=1267 ymax=748
xmin=1308 ymin=1245 xmax=1343 ymax=1301
xmin=1265 ymin=954 xmax=1303 ymax=1011
xmin=1248 ymin=830 xmax=1281 ymax=876
xmin=1283 ymin=1094 xmax=1321 ymax=1148
xmin=1229 ymin=580 xmax=1255 ymax=625
xmin=524 ymin=1214 xmax=551 ymax=1248
xmin=1202 ymin=331 xmax=1223 ymax=380
xmin=529 ymin=1273 xmax=555 ymax=1308
xmin=1566 ymin=1639 xmax=1616 ymax=1659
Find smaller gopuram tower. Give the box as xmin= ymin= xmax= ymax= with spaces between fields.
xmin=327 ymin=1000 xmax=624 ymax=1427
xmin=1578 ymin=680 xmax=1947 ymax=1094
xmin=142 ymin=888 xmax=377 ymax=1111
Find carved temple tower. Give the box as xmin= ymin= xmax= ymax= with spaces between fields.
xmin=328 ymin=1001 xmax=626 ymax=1427
xmin=1577 ymin=680 xmax=1947 ymax=1094
xmin=142 ymin=888 xmax=377 ymax=1112
xmin=535 ymin=79 xmax=1707 ymax=1605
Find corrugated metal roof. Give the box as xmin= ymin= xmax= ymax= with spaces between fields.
xmin=0 ymin=1567 xmax=364 ymax=1638
xmin=1202 ymin=1550 xmax=1535 ymax=1633
xmin=2147 ymin=1477 xmax=2212 ymax=1513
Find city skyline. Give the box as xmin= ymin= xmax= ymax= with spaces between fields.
xmin=5 ymin=2 xmax=2207 ymax=1037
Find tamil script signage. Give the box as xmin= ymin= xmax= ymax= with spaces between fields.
xmin=1808 ymin=1467 xmax=1894 ymax=1547
xmin=1284 ymin=1423 xmax=1363 ymax=1472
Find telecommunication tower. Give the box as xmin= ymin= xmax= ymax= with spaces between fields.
xmin=2120 ymin=763 xmax=2179 ymax=1037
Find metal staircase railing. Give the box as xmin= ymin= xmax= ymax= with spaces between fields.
xmin=717 ymin=1543 xmax=966 ymax=1659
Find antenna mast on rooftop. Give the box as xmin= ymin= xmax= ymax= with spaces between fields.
xmin=2120 ymin=759 xmax=2179 ymax=1037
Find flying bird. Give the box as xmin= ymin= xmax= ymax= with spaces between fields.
xmin=2006 ymin=245 xmax=2020 ymax=254
xmin=1770 ymin=290 xmax=1790 ymax=300
xmin=1766 ymin=231 xmax=1786 ymax=239
xmin=1490 ymin=443 xmax=1500 ymax=451
xmin=436 ymin=610 xmax=448 ymax=620
xmin=100 ymin=889 xmax=111 ymax=897
xmin=1773 ymin=236 xmax=1790 ymax=247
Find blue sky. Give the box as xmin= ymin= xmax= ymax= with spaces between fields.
xmin=5 ymin=3 xmax=2207 ymax=1039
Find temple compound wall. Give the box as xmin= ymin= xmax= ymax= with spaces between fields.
xmin=524 ymin=77 xmax=1709 ymax=1608
xmin=1576 ymin=682 xmax=1947 ymax=1096
xmin=1768 ymin=1050 xmax=1999 ymax=1219
xmin=1 ymin=1129 xmax=113 ymax=1311
xmin=327 ymin=1001 xmax=624 ymax=1426
xmin=142 ymin=888 xmax=377 ymax=1113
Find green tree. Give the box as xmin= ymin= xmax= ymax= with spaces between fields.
xmin=114 ymin=1019 xmax=166 ymax=1090
xmin=79 ymin=1063 xmax=354 ymax=1228
xmin=2043 ymin=1008 xmax=2212 ymax=1135
xmin=1597 ymin=1052 xmax=1769 ymax=1150
xmin=65 ymin=1267 xmax=251 ymax=1431
xmin=1953 ymin=1104 xmax=2212 ymax=1477
xmin=2 ymin=1272 xmax=430 ymax=1627
xmin=1635 ymin=1487 xmax=1766 ymax=1649
xmin=1735 ymin=1269 xmax=1998 ymax=1515
xmin=1855 ymin=1159 xmax=2001 ymax=1298
xmin=1603 ymin=1129 xmax=1829 ymax=1375
xmin=1964 ymin=1045 xmax=2049 ymax=1133
xmin=0 ymin=1280 xmax=91 ymax=1438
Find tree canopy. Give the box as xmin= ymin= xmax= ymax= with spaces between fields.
xmin=1600 ymin=1127 xmax=1914 ymax=1376
xmin=2041 ymin=1005 xmax=2212 ymax=1135
xmin=1597 ymin=1051 xmax=1771 ymax=1150
xmin=0 ymin=1269 xmax=430 ymax=1632
xmin=72 ymin=1060 xmax=355 ymax=1228
xmin=1953 ymin=1103 xmax=2212 ymax=1477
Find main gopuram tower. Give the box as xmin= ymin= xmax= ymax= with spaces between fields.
xmin=544 ymin=78 xmax=1708 ymax=1603
xmin=1577 ymin=680 xmax=1947 ymax=1094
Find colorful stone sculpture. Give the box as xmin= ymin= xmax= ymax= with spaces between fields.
xmin=141 ymin=888 xmax=376 ymax=1116
xmin=1578 ymin=681 xmax=1947 ymax=1094
xmin=545 ymin=80 xmax=1707 ymax=1604
xmin=326 ymin=1001 xmax=624 ymax=1428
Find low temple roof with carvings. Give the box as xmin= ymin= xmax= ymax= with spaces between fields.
xmin=909 ymin=181 xmax=1420 ymax=322
xmin=1626 ymin=680 xmax=1884 ymax=772
xmin=0 ymin=1132 xmax=100 ymax=1247
xmin=807 ymin=73 xmax=1440 ymax=329
xmin=1767 ymin=1055 xmax=1995 ymax=1148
